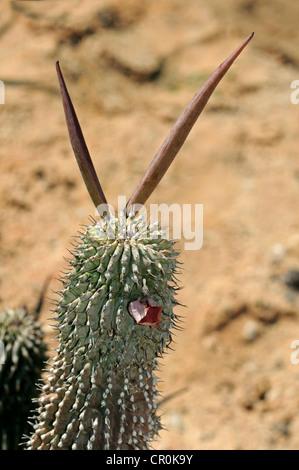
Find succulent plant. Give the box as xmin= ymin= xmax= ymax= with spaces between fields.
xmin=0 ymin=304 xmax=47 ymax=450
xmin=27 ymin=33 xmax=253 ymax=450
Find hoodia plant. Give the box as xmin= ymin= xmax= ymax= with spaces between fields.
xmin=27 ymin=33 xmax=254 ymax=450
xmin=0 ymin=291 xmax=48 ymax=450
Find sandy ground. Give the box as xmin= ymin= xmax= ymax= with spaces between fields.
xmin=1 ymin=0 xmax=299 ymax=450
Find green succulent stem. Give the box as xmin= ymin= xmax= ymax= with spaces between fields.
xmin=27 ymin=215 xmax=180 ymax=450
xmin=0 ymin=307 xmax=47 ymax=450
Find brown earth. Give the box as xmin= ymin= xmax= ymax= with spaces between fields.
xmin=1 ymin=0 xmax=299 ymax=450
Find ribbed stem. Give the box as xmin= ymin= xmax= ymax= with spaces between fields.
xmin=27 ymin=217 xmax=179 ymax=450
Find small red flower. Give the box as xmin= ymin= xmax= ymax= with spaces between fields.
xmin=128 ymin=297 xmax=163 ymax=329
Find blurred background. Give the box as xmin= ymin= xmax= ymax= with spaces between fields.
xmin=1 ymin=0 xmax=299 ymax=450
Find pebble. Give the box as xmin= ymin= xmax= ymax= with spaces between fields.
xmin=163 ymin=411 xmax=184 ymax=432
xmin=270 ymin=243 xmax=286 ymax=263
xmin=102 ymin=34 xmax=163 ymax=82
xmin=202 ymin=335 xmax=218 ymax=352
xmin=282 ymin=269 xmax=299 ymax=291
xmin=242 ymin=320 xmax=261 ymax=342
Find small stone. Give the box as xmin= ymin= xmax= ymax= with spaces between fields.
xmin=202 ymin=335 xmax=218 ymax=352
xmin=270 ymin=243 xmax=286 ymax=263
xmin=271 ymin=419 xmax=291 ymax=437
xmin=163 ymin=412 xmax=184 ymax=432
xmin=102 ymin=34 xmax=163 ymax=82
xmin=251 ymin=302 xmax=278 ymax=324
xmin=242 ymin=320 xmax=261 ymax=342
xmin=282 ymin=269 xmax=299 ymax=291
xmin=243 ymin=360 xmax=258 ymax=374
xmin=240 ymin=377 xmax=271 ymax=410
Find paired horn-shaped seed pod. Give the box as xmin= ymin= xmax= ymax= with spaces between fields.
xmin=27 ymin=33 xmax=253 ymax=450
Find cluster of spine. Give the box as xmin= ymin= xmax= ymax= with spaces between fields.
xmin=27 ymin=214 xmax=180 ymax=450
xmin=0 ymin=307 xmax=47 ymax=450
